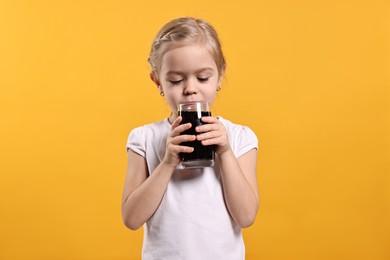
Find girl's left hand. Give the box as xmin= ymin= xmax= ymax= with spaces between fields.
xmin=195 ymin=116 xmax=231 ymax=156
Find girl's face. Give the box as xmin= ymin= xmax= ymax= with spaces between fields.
xmin=152 ymin=44 xmax=223 ymax=121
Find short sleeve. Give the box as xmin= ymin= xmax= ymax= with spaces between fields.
xmin=126 ymin=127 xmax=146 ymax=157
xmin=235 ymin=126 xmax=258 ymax=158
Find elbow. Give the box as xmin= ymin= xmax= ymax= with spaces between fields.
xmin=236 ymin=206 xmax=259 ymax=228
xmin=122 ymin=215 xmax=143 ymax=231
xmin=124 ymin=222 xmax=143 ymax=231
xmin=122 ymin=208 xmax=144 ymax=231
xmin=237 ymin=215 xmax=256 ymax=228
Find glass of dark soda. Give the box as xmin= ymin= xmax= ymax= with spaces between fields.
xmin=178 ymin=101 xmax=215 ymax=169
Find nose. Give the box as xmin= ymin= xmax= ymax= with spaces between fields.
xmin=183 ymin=80 xmax=198 ymax=96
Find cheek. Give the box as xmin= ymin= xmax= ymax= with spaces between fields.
xmin=164 ymin=93 xmax=180 ymax=109
xmin=205 ymin=88 xmax=218 ymax=102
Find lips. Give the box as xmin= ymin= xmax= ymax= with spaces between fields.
xmin=180 ymin=100 xmax=204 ymax=104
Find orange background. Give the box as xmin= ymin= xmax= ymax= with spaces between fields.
xmin=0 ymin=0 xmax=389 ymax=259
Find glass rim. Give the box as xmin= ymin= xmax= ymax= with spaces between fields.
xmin=177 ymin=101 xmax=210 ymax=112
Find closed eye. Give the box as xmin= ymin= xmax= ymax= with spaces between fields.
xmin=169 ymin=79 xmax=183 ymax=84
xmin=198 ymin=77 xmax=209 ymax=82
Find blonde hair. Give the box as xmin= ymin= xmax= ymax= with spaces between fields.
xmin=148 ymin=17 xmax=226 ymax=77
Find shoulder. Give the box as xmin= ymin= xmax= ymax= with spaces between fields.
xmin=126 ymin=119 xmax=170 ymax=155
xmin=218 ymin=116 xmax=259 ymax=157
xmin=129 ymin=119 xmax=169 ymax=137
xmin=218 ymin=116 xmax=257 ymax=139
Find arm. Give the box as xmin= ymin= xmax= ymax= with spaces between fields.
xmin=217 ymin=148 xmax=258 ymax=228
xmin=196 ymin=117 xmax=259 ymax=228
xmin=121 ymin=150 xmax=176 ymax=230
xmin=121 ymin=117 xmax=195 ymax=230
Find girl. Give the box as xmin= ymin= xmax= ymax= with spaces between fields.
xmin=122 ymin=17 xmax=259 ymax=259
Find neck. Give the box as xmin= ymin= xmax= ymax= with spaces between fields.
xmin=168 ymin=113 xmax=176 ymax=124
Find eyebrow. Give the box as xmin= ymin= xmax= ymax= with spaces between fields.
xmin=166 ymin=67 xmax=215 ymax=75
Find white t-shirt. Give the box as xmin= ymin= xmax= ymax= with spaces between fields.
xmin=127 ymin=116 xmax=258 ymax=260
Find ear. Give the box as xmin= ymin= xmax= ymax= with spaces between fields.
xmin=150 ymin=71 xmax=162 ymax=92
xmin=217 ymin=65 xmax=226 ymax=88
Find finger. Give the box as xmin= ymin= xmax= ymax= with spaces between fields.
xmin=167 ymin=142 xmax=194 ymax=154
xmin=171 ymin=116 xmax=183 ymax=129
xmin=200 ymin=136 xmax=225 ymax=146
xmin=195 ymin=122 xmax=222 ymax=133
xmin=178 ymin=145 xmax=195 ymax=154
xmin=196 ymin=130 xmax=222 ymax=141
xmin=171 ymin=134 xmax=196 ymax=145
xmin=200 ymin=116 xmax=219 ymax=123
xmin=172 ymin=122 xmax=193 ymax=136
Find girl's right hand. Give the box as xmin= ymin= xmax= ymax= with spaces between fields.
xmin=162 ymin=116 xmax=196 ymax=167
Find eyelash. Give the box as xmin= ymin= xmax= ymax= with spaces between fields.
xmin=169 ymin=80 xmax=183 ymax=84
xmin=169 ymin=77 xmax=210 ymax=85
xmin=198 ymin=77 xmax=209 ymax=82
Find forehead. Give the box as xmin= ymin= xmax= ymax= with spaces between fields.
xmin=160 ymin=44 xmax=217 ymax=73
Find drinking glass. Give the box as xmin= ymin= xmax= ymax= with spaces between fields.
xmin=178 ymin=101 xmax=215 ymax=169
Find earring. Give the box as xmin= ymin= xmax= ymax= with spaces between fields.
xmin=160 ymin=91 xmax=165 ymax=96
xmin=217 ymin=87 xmax=221 ymax=92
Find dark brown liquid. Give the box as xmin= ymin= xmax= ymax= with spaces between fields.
xmin=179 ymin=111 xmax=214 ymax=162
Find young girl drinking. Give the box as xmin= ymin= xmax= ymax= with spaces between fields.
xmin=122 ymin=17 xmax=259 ymax=259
